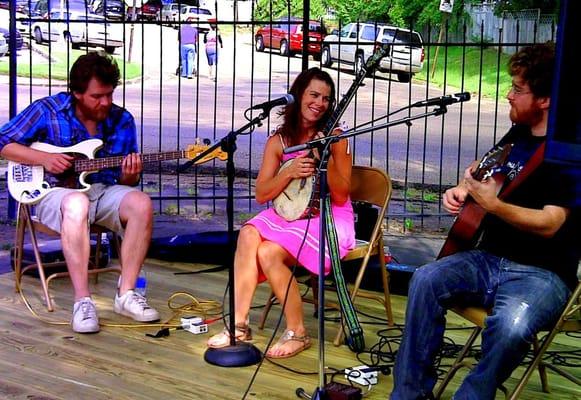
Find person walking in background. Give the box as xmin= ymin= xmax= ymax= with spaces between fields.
xmin=179 ymin=23 xmax=198 ymax=79
xmin=203 ymin=23 xmax=222 ymax=81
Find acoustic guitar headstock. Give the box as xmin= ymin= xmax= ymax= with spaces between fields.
xmin=472 ymin=144 xmax=512 ymax=181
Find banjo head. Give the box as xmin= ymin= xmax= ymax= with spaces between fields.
xmin=273 ymin=160 xmax=315 ymax=221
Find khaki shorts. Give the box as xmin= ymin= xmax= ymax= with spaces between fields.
xmin=35 ymin=183 xmax=139 ymax=237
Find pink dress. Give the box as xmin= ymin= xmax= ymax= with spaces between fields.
xmin=246 ymin=145 xmax=356 ymax=280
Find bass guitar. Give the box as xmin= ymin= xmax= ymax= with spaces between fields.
xmin=8 ymin=138 xmax=227 ymax=204
xmin=272 ymin=43 xmax=392 ymax=222
xmin=437 ymin=144 xmax=512 ymax=259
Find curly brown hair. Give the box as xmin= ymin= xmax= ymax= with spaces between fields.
xmin=508 ymin=43 xmax=554 ymax=98
xmin=69 ymin=51 xmax=120 ymax=94
xmin=277 ymin=67 xmax=336 ymax=146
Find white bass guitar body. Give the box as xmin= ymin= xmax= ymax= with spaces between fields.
xmin=7 ymin=139 xmax=102 ymax=204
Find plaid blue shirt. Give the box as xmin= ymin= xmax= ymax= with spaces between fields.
xmin=0 ymin=92 xmax=138 ymax=186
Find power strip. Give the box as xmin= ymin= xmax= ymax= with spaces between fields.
xmin=344 ymin=366 xmax=379 ymax=386
xmin=180 ymin=316 xmax=208 ymax=334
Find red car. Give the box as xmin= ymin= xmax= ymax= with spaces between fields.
xmin=255 ymin=18 xmax=326 ymax=60
xmin=127 ymin=0 xmax=162 ymax=21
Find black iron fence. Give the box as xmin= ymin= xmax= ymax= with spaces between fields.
xmin=3 ymin=3 xmax=556 ymax=233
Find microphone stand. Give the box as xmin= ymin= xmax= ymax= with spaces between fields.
xmin=180 ymin=111 xmax=269 ymax=367
xmin=286 ymin=106 xmax=449 ymax=155
xmin=294 ymin=105 xmax=449 ymax=399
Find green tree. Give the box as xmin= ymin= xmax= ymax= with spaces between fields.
xmin=323 ymin=0 xmax=462 ymax=30
xmin=492 ymin=0 xmax=559 ymax=15
xmin=323 ymin=0 xmax=390 ymax=23
xmin=254 ymin=0 xmax=327 ymax=21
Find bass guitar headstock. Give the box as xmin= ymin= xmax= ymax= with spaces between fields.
xmin=184 ymin=138 xmax=228 ymax=164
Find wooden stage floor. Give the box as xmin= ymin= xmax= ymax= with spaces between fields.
xmin=0 ymin=258 xmax=579 ymax=400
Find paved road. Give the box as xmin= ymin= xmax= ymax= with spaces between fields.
xmin=2 ymin=24 xmax=512 ymax=187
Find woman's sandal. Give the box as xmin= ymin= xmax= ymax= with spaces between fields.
xmin=207 ymin=323 xmax=252 ymax=349
xmin=266 ymin=329 xmax=311 ymax=359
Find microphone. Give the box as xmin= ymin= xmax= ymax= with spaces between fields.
xmin=250 ymin=94 xmax=294 ymax=111
xmin=413 ymin=92 xmax=471 ymax=107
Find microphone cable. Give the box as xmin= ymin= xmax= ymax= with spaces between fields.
xmin=242 ymin=138 xmax=341 ymax=399
xmin=241 ymin=207 xmax=316 ymax=400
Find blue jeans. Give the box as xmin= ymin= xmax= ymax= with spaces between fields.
xmin=391 ymin=250 xmax=570 ymax=400
xmin=180 ymin=44 xmax=197 ymax=78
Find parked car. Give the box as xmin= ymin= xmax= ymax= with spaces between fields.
xmin=255 ymin=17 xmax=326 ymax=60
xmin=157 ymin=2 xmax=180 ymax=24
xmin=91 ymin=0 xmax=125 ymax=20
xmin=320 ymin=22 xmax=424 ymax=82
xmin=0 ymin=9 xmax=25 ymax=53
xmin=0 ymin=34 xmax=7 ymax=57
xmin=0 ymin=8 xmax=28 ymax=37
xmin=12 ymin=0 xmax=34 ymax=14
xmin=31 ymin=0 xmax=91 ymax=17
xmin=179 ymin=5 xmax=214 ymax=31
xmin=31 ymin=10 xmax=123 ymax=54
xmin=127 ymin=0 xmax=161 ymax=21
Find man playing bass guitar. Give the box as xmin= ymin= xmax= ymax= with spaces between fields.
xmin=0 ymin=52 xmax=160 ymax=333
xmin=391 ymin=43 xmax=581 ymax=400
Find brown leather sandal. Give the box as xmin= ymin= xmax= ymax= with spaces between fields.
xmin=207 ymin=323 xmax=252 ymax=348
xmin=266 ymin=329 xmax=311 ymax=359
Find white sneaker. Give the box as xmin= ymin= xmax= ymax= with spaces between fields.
xmin=71 ymin=297 xmax=100 ymax=333
xmin=114 ymin=289 xmax=160 ymax=322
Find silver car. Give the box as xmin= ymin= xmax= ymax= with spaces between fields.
xmin=321 ymin=22 xmax=424 ymax=83
xmin=31 ymin=10 xmax=123 ymax=54
xmin=157 ymin=3 xmax=180 ymax=24
xmin=0 ymin=35 xmax=7 ymax=57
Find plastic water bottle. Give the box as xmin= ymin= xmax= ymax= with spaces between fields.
xmin=100 ymin=233 xmax=111 ymax=266
xmin=135 ymin=269 xmax=148 ymax=296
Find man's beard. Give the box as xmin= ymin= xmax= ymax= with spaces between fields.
xmin=76 ymin=100 xmax=110 ymax=122
xmin=509 ymin=105 xmax=542 ymax=127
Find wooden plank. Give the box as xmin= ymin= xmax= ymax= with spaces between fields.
xmin=0 ymin=259 xmax=579 ymax=400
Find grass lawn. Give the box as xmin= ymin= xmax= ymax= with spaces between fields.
xmin=416 ymin=45 xmax=513 ymax=99
xmin=0 ymin=48 xmax=142 ymax=81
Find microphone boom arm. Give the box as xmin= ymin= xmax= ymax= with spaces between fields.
xmin=283 ymin=106 xmax=449 ymax=154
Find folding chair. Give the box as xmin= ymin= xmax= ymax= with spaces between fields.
xmin=13 ymin=202 xmax=121 ymax=312
xmin=435 ymin=267 xmax=581 ymax=399
xmin=258 ymin=165 xmax=394 ymax=346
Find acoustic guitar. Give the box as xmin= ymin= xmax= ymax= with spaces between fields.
xmin=437 ymin=144 xmax=512 ymax=259
xmin=7 ymin=138 xmax=227 ymax=204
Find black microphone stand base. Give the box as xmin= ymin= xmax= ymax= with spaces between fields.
xmin=296 ymin=387 xmax=328 ymax=399
xmin=204 ymin=342 xmax=262 ymax=367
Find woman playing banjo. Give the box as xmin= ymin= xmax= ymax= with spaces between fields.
xmin=206 ymin=67 xmax=356 ymax=358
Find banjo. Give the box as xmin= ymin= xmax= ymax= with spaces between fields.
xmin=273 ymin=43 xmax=391 ymax=221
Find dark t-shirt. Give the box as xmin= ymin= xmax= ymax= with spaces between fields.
xmin=477 ymin=125 xmax=581 ymax=290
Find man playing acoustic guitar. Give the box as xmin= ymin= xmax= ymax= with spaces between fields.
xmin=391 ymin=43 xmax=580 ymax=399
xmin=0 ymin=52 xmax=160 ymax=333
